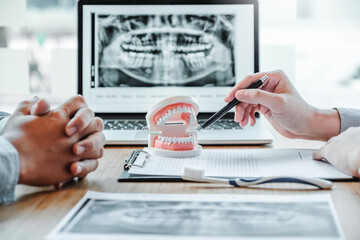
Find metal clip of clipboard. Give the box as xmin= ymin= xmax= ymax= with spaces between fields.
xmin=124 ymin=150 xmax=149 ymax=170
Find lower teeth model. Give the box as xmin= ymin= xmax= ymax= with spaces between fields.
xmin=145 ymin=96 xmax=202 ymax=157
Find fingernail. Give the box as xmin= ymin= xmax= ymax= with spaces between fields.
xmin=67 ymin=127 xmax=77 ymax=136
xmin=76 ymin=146 xmax=86 ymax=155
xmin=32 ymin=96 xmax=39 ymax=103
xmin=76 ymin=166 xmax=82 ymax=174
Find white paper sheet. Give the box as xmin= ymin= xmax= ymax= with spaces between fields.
xmin=46 ymin=191 xmax=345 ymax=240
xmin=129 ymin=148 xmax=351 ymax=179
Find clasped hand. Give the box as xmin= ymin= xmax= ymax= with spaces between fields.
xmin=1 ymin=95 xmax=106 ymax=187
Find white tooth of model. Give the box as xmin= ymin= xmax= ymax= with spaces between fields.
xmin=189 ymin=114 xmax=194 ymax=124
xmin=191 ymin=135 xmax=195 ymax=143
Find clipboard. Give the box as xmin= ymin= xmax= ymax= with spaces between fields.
xmin=118 ymin=149 xmax=185 ymax=182
xmin=118 ymin=149 xmax=358 ymax=183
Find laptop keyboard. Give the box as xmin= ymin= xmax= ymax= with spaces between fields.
xmin=104 ymin=119 xmax=242 ymax=130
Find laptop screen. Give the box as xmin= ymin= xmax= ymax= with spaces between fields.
xmin=81 ymin=3 xmax=256 ymax=113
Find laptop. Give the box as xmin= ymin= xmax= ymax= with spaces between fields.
xmin=78 ymin=0 xmax=273 ymax=145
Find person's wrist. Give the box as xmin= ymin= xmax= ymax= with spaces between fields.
xmin=308 ymin=108 xmax=340 ymax=141
xmin=1 ymin=134 xmax=28 ymax=185
xmin=14 ymin=147 xmax=28 ymax=185
xmin=5 ymin=138 xmax=29 ymax=185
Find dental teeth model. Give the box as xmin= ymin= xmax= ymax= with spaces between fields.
xmin=145 ymin=96 xmax=202 ymax=158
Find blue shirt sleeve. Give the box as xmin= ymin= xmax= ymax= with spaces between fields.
xmin=0 ymin=136 xmax=20 ymax=204
xmin=0 ymin=113 xmax=20 ymax=204
xmin=335 ymin=108 xmax=360 ymax=133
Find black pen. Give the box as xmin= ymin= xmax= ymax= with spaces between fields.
xmin=197 ymin=75 xmax=269 ymax=131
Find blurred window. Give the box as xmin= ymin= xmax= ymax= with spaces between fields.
xmin=0 ymin=0 xmax=359 ymax=111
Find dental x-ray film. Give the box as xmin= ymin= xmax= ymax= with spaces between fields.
xmin=82 ymin=4 xmax=255 ymax=113
xmin=97 ymin=14 xmax=235 ymax=87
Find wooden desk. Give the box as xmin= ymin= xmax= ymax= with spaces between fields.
xmin=1 ymin=128 xmax=360 ymax=239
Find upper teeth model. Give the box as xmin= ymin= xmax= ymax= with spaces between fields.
xmin=145 ymin=96 xmax=202 ymax=157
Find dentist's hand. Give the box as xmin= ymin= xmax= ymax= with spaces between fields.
xmin=313 ymin=127 xmax=360 ymax=177
xmin=225 ymin=70 xmax=340 ymax=141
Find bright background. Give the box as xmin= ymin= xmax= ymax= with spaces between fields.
xmin=0 ymin=0 xmax=359 ymax=113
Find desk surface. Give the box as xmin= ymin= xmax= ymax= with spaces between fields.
xmin=1 ymin=127 xmax=360 ymax=240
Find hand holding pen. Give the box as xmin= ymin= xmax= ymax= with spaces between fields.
xmin=224 ymin=71 xmax=340 ymax=141
xmin=197 ymin=75 xmax=268 ymax=131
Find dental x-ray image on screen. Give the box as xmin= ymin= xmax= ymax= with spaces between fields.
xmin=97 ymin=14 xmax=235 ymax=87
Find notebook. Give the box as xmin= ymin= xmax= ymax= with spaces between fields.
xmin=78 ymin=0 xmax=273 ymax=145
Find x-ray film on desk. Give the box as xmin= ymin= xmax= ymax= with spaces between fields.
xmin=46 ymin=191 xmax=345 ymax=240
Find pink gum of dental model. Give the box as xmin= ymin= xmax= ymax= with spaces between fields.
xmin=145 ymin=95 xmax=202 ymax=158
